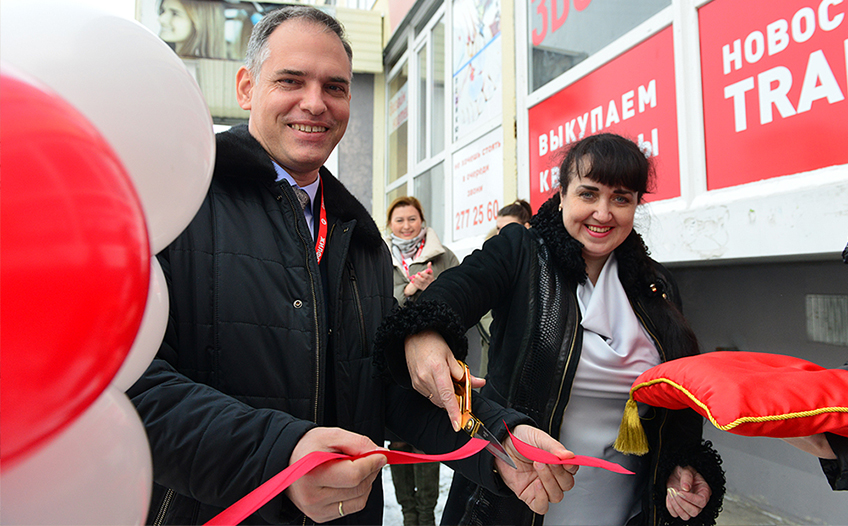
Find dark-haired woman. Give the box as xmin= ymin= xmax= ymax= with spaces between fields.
xmin=376 ymin=133 xmax=725 ymax=526
xmin=496 ymin=199 xmax=532 ymax=232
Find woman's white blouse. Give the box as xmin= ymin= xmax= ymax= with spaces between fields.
xmin=545 ymin=254 xmax=661 ymax=525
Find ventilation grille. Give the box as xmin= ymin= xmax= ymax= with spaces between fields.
xmin=806 ymin=294 xmax=848 ymax=346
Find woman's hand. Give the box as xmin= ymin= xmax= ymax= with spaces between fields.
xmin=405 ymin=263 xmax=435 ymax=296
xmin=497 ymin=425 xmax=578 ymax=515
xmin=404 ymin=330 xmax=485 ymax=431
xmin=665 ymin=465 xmax=712 ymax=521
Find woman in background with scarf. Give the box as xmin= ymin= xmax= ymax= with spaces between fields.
xmin=387 ymin=196 xmax=459 ymax=305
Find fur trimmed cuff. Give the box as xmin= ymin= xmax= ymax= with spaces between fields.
xmin=373 ymin=300 xmax=468 ymax=388
xmin=654 ymin=440 xmax=726 ymax=526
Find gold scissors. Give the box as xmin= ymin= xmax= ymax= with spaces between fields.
xmin=454 ymin=361 xmax=517 ymax=469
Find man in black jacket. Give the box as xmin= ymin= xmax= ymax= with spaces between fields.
xmin=128 ymin=6 xmax=576 ymax=525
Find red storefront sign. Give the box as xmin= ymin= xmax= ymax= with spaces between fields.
xmin=700 ymin=0 xmax=848 ymax=189
xmin=527 ymin=27 xmax=679 ymax=211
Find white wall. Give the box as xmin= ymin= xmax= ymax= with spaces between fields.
xmin=643 ymin=164 xmax=848 ymax=264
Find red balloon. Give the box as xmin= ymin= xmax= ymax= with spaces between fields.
xmin=0 ymin=70 xmax=150 ymax=467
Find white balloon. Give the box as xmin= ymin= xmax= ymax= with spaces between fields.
xmin=1 ymin=387 xmax=153 ymax=525
xmin=0 ymin=0 xmax=215 ymax=253
xmin=112 ymin=257 xmax=169 ymax=391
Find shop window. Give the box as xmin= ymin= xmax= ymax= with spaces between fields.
xmin=527 ymin=0 xmax=670 ymax=92
xmin=388 ymin=61 xmax=409 ymax=185
xmin=387 ymin=183 xmax=409 ymax=208
xmin=386 ymin=9 xmax=448 ymax=242
xmin=432 ymin=18 xmax=446 ymax=155
xmin=417 ymin=45 xmax=428 ymax=163
xmin=414 ymin=163 xmax=445 ymax=238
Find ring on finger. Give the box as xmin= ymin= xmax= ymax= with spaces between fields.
xmin=427 ymin=393 xmax=433 ymax=400
xmin=338 ymin=501 xmax=345 ymax=517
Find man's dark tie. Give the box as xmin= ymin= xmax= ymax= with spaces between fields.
xmin=292 ymin=186 xmax=310 ymax=211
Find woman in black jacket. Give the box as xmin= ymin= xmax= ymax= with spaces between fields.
xmin=376 ymin=133 xmax=725 ymax=526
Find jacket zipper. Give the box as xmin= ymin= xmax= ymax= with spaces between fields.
xmin=632 ymin=299 xmax=669 ymax=526
xmin=306 ymin=226 xmax=321 ymax=425
xmin=152 ymin=488 xmax=175 ymax=526
xmin=527 ymin=288 xmax=581 ymax=526
xmin=277 ymin=184 xmax=322 ymax=424
xmin=547 ymin=288 xmax=581 ymax=434
xmin=347 ymin=261 xmax=368 ymax=353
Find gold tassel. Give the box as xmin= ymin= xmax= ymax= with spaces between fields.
xmin=613 ymin=397 xmax=649 ymax=455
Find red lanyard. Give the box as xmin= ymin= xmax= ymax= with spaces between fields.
xmin=315 ymin=180 xmax=327 ymax=265
xmin=400 ymin=237 xmax=426 ymax=278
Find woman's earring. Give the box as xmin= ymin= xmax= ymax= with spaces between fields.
xmin=558 ymin=203 xmax=562 ymax=211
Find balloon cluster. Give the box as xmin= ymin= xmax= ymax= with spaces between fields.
xmin=1 ymin=2 xmax=215 ymax=523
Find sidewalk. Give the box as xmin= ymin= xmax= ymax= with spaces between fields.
xmin=382 ymin=465 xmax=814 ymax=526
xmin=716 ymin=493 xmax=810 ymax=526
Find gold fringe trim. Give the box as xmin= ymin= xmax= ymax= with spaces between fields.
xmin=614 ymin=397 xmax=649 ymax=455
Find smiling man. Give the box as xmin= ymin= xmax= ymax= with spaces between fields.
xmin=128 ymin=6 xmax=577 ymax=526
xmin=236 ymin=13 xmax=351 ymax=186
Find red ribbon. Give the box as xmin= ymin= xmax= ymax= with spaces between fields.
xmin=205 ymin=430 xmax=632 ymax=525
xmin=507 ymin=426 xmax=634 ymax=475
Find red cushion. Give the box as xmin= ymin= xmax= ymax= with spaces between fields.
xmin=630 ymin=351 xmax=848 ymax=438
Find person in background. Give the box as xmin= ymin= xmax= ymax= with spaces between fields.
xmin=384 ymin=196 xmax=459 ymax=526
xmin=475 ymin=199 xmax=535 ymax=377
xmin=388 ymin=196 xmax=459 ymax=306
xmin=129 ymin=6 xmax=577 ymax=525
xmin=495 ymin=199 xmax=532 ymax=233
xmin=375 ymin=133 xmax=725 ymax=525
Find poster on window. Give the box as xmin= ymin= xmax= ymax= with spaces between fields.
xmin=453 ymin=0 xmax=503 ymax=141
xmin=138 ymin=1 xmax=300 ymax=61
xmin=699 ymin=0 xmax=848 ymax=190
xmin=389 ymin=81 xmax=409 ymax=133
xmin=452 ymin=127 xmax=504 ymax=240
xmin=527 ymin=26 xmax=680 ymax=212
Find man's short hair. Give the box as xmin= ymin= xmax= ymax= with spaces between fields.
xmin=245 ymin=5 xmax=353 ymax=76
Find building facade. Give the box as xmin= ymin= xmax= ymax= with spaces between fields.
xmin=375 ymin=0 xmax=848 ymax=522
xmin=142 ymin=0 xmax=847 ymax=520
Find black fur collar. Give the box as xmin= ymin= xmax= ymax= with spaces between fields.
xmin=214 ymin=124 xmax=384 ymax=251
xmin=529 ymin=193 xmax=655 ymax=297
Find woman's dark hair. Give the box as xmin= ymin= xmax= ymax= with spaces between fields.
xmin=557 ymin=133 xmax=654 ymax=202
xmin=498 ymin=199 xmax=532 ymax=223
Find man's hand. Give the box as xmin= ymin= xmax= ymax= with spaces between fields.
xmin=782 ymin=434 xmax=837 ymax=459
xmin=404 ymin=330 xmax=485 ymax=431
xmin=497 ymin=425 xmax=578 ymax=515
xmin=666 ymin=465 xmax=712 ymax=521
xmin=284 ymin=427 xmax=387 ymax=523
